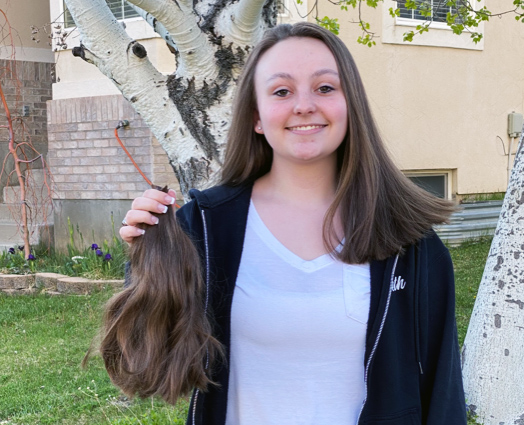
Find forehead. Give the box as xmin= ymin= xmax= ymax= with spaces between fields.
xmin=254 ymin=37 xmax=338 ymax=80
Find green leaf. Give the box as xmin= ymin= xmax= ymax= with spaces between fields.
xmin=405 ymin=0 xmax=417 ymax=10
xmin=471 ymin=32 xmax=483 ymax=43
xmin=316 ymin=16 xmax=340 ymax=35
xmin=418 ymin=1 xmax=432 ymax=18
xmin=450 ymin=23 xmax=464 ymax=34
xmin=403 ymin=31 xmax=415 ymax=42
xmin=389 ymin=7 xmax=401 ymax=17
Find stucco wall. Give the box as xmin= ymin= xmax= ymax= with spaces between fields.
xmin=314 ymin=0 xmax=524 ymax=197
xmin=0 ymin=0 xmax=54 ymax=63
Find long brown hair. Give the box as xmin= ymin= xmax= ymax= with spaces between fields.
xmin=221 ymin=22 xmax=455 ymax=263
xmin=92 ymin=187 xmax=222 ymax=404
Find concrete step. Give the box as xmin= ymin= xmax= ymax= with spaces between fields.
xmin=0 ymin=197 xmax=53 ymax=223
xmin=0 ymin=222 xmax=42 ymax=244
xmin=0 ymin=222 xmax=25 ymax=244
xmin=0 ymin=203 xmax=17 ymax=221
xmin=3 ymin=168 xmax=51 ymax=204
xmin=0 ymin=222 xmax=53 ymax=250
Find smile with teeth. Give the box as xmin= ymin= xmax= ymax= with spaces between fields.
xmin=287 ymin=125 xmax=326 ymax=131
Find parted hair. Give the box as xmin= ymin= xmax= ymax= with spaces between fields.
xmin=221 ymin=22 xmax=455 ymax=263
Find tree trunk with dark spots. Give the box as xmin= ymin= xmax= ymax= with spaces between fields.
xmin=462 ymin=128 xmax=524 ymax=424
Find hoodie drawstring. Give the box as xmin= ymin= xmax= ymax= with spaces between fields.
xmin=414 ymin=242 xmax=424 ymax=375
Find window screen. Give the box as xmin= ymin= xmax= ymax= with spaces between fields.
xmin=64 ymin=0 xmax=140 ymax=27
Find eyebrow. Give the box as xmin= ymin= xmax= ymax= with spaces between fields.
xmin=266 ymin=69 xmax=339 ymax=82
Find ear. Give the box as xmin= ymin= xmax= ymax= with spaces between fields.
xmin=254 ymin=111 xmax=263 ymax=134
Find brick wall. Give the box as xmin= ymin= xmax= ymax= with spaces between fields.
xmin=47 ymin=95 xmax=180 ymax=201
xmin=0 ymin=59 xmax=53 ymax=202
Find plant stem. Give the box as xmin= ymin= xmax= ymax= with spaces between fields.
xmin=0 ymin=68 xmax=31 ymax=260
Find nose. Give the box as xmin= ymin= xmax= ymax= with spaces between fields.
xmin=293 ymin=91 xmax=316 ymax=115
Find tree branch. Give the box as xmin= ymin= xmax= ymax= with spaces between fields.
xmin=125 ymin=0 xmax=218 ymax=81
xmin=126 ymin=3 xmax=177 ymax=53
xmin=64 ymin=0 xmax=222 ymax=184
xmin=216 ymin=0 xmax=268 ymax=46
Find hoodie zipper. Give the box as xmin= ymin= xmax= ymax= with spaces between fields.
xmin=192 ymin=209 xmax=211 ymax=425
xmin=356 ymin=253 xmax=400 ymax=424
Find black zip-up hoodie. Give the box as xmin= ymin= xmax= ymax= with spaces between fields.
xmin=173 ymin=184 xmax=467 ymax=425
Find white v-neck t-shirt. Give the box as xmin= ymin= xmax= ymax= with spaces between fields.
xmin=225 ymin=202 xmax=370 ymax=425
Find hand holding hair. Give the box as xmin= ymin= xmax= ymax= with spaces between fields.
xmin=119 ymin=188 xmax=177 ymax=244
xmin=99 ymin=186 xmax=223 ymax=404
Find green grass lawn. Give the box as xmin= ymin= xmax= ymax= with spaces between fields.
xmin=0 ymin=237 xmax=492 ymax=424
xmin=0 ymin=288 xmax=189 ymax=424
xmin=448 ymin=237 xmax=492 ymax=346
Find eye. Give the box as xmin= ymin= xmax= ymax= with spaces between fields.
xmin=274 ymin=88 xmax=290 ymax=97
xmin=318 ymin=85 xmax=334 ymax=94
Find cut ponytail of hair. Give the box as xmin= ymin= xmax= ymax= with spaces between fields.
xmin=92 ymin=186 xmax=222 ymax=404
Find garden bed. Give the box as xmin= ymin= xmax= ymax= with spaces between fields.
xmin=0 ymin=272 xmax=124 ymax=295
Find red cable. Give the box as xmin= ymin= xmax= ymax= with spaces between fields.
xmin=114 ymin=126 xmax=181 ymax=208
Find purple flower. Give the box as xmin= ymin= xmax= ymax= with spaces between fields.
xmin=18 ymin=245 xmax=24 ymax=251
xmin=104 ymin=253 xmax=112 ymax=261
xmin=8 ymin=247 xmax=15 ymax=254
xmin=91 ymin=243 xmax=98 ymax=250
xmin=28 ymin=254 xmax=36 ymax=261
xmin=95 ymin=249 xmax=103 ymax=256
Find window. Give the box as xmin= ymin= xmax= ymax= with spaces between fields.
xmin=381 ymin=0 xmax=483 ymax=50
xmin=63 ymin=0 xmax=140 ymax=28
xmin=405 ymin=173 xmax=449 ymax=198
xmin=397 ymin=0 xmax=460 ymax=23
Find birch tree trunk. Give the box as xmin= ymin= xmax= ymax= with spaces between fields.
xmin=462 ymin=130 xmax=524 ymax=424
xmin=63 ymin=0 xmax=277 ymax=195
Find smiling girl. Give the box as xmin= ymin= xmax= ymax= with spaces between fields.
xmin=112 ymin=22 xmax=467 ymax=425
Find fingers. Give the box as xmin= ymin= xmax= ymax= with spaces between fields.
xmin=143 ymin=188 xmax=177 ymax=207
xmin=131 ymin=189 xmax=176 ymax=214
xmin=120 ymin=188 xmax=178 ymax=244
xmin=120 ymin=223 xmax=146 ymax=244
xmin=124 ymin=210 xmax=159 ymax=227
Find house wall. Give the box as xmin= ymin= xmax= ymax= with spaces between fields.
xmin=44 ymin=0 xmax=524 ymax=247
xmin=46 ymin=0 xmax=311 ymax=248
xmin=0 ymin=0 xmax=54 ymax=203
xmin=46 ymin=94 xmax=180 ymax=249
xmin=314 ymin=0 xmax=524 ymax=198
xmin=0 ymin=0 xmax=54 ymax=62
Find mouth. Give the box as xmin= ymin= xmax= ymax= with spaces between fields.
xmin=286 ymin=124 xmax=327 ymax=131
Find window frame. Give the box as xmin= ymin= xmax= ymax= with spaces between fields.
xmin=381 ymin=0 xmax=484 ymax=50
xmin=404 ymin=170 xmax=454 ymax=200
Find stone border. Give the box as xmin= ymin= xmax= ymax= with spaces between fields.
xmin=0 ymin=272 xmax=124 ymax=295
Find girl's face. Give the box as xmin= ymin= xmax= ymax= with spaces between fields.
xmin=253 ymin=37 xmax=348 ymax=168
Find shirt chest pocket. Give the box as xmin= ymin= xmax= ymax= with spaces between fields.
xmin=343 ymin=264 xmax=371 ymax=324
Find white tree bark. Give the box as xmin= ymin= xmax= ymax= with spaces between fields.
xmin=63 ymin=0 xmax=276 ymax=194
xmin=462 ymin=130 xmax=524 ymax=424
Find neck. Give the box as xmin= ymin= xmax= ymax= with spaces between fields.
xmin=255 ymin=157 xmax=338 ymax=205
